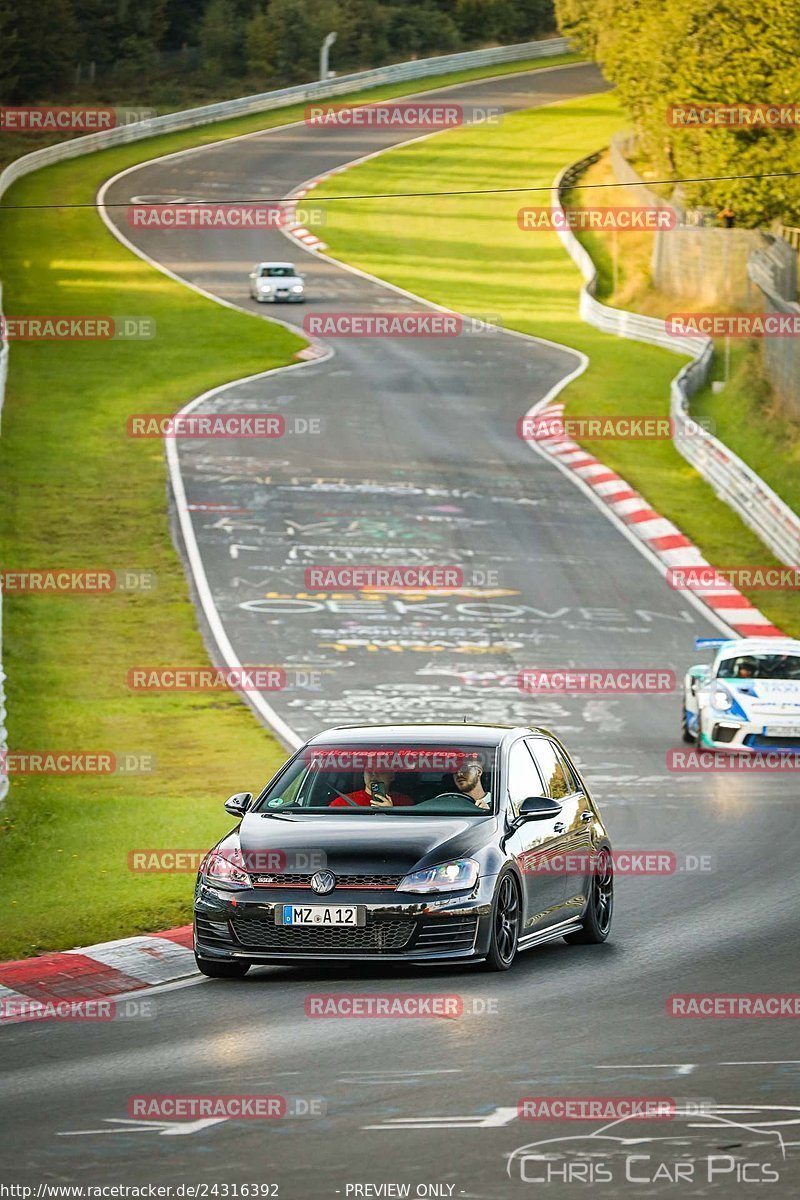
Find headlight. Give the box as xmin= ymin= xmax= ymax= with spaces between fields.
xmin=712 ymin=689 xmax=732 ymax=710
xmin=399 ymin=858 xmax=478 ymax=894
xmin=291 ymin=284 xmax=304 ymax=293
xmin=202 ymin=848 xmax=251 ymax=889
xmin=257 ymin=283 xmax=273 ymax=291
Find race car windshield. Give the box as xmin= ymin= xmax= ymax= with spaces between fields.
xmin=260 ymin=266 xmax=294 ymax=277
xmin=255 ymin=744 xmax=498 ymax=814
xmin=717 ymin=653 xmax=800 ymax=680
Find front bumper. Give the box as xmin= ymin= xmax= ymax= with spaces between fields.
xmin=700 ymin=714 xmax=800 ymax=752
xmin=253 ymin=290 xmax=304 ymax=303
xmin=194 ymin=879 xmax=495 ymax=965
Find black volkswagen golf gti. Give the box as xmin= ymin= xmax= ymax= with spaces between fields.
xmin=194 ymin=723 xmax=613 ymax=975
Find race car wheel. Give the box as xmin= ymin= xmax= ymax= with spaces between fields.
xmin=681 ymin=704 xmax=696 ymax=743
xmin=482 ymin=873 xmax=520 ymax=971
xmin=564 ymin=847 xmax=613 ymax=944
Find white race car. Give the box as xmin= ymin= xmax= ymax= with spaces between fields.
xmin=682 ymin=636 xmax=800 ymax=751
xmin=248 ymin=261 xmax=305 ymax=303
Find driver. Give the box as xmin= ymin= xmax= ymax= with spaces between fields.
xmin=330 ymin=768 xmax=415 ymax=809
xmin=734 ymin=656 xmax=757 ymax=679
xmin=453 ymin=756 xmax=491 ymax=810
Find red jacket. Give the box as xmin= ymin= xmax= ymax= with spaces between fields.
xmin=330 ymin=788 xmax=415 ymax=808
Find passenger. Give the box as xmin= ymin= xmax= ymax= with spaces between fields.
xmin=330 ymin=768 xmax=415 ymax=808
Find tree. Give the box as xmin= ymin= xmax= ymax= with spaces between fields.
xmin=245 ymin=6 xmax=274 ymax=78
xmin=6 ymin=0 xmax=78 ymax=100
xmin=199 ymin=0 xmax=245 ymax=77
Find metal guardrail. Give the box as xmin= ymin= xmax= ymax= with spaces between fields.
xmin=553 ymin=156 xmax=800 ymax=568
xmin=0 ymin=36 xmax=570 ymax=803
xmin=0 ymin=37 xmax=569 ymax=197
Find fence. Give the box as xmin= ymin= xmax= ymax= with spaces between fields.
xmin=552 ymin=155 xmax=800 ymax=569
xmin=0 ymin=35 xmax=571 ymax=803
xmin=609 ymin=133 xmax=762 ymax=309
xmin=748 ymin=238 xmax=800 ymax=420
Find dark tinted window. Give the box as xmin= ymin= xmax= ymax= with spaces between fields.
xmin=527 ymin=739 xmax=575 ymax=800
xmin=507 ymin=740 xmax=545 ymax=816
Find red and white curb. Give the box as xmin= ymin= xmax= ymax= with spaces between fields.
xmin=535 ymin=401 xmax=785 ymax=637
xmin=0 ymin=925 xmax=196 ymax=1024
xmin=283 ymin=165 xmax=354 ymax=252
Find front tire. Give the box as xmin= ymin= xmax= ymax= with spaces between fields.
xmin=482 ymin=873 xmax=520 ymax=971
xmin=564 ymin=847 xmax=613 ymax=945
xmin=681 ymin=703 xmax=695 ymax=743
xmin=195 ymin=953 xmax=250 ymax=978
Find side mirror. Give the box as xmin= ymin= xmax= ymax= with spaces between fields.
xmin=517 ymin=795 xmax=563 ymax=821
xmin=224 ymin=791 xmax=253 ymax=816
xmin=689 ymin=666 xmax=711 ymax=694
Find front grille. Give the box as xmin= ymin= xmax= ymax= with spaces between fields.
xmin=251 ymin=872 xmax=402 ymax=890
xmin=415 ymin=915 xmax=479 ymax=954
xmin=231 ymin=911 xmax=415 ymax=953
xmin=744 ymin=734 xmax=800 ymax=750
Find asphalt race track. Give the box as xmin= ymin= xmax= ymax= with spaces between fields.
xmin=2 ymin=63 xmax=799 ymax=1197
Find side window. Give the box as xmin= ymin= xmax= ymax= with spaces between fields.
xmin=527 ymin=739 xmax=575 ymax=800
xmin=506 ymin=740 xmax=546 ymax=816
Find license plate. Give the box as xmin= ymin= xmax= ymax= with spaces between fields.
xmin=765 ymin=725 xmax=800 ymax=737
xmin=277 ymin=905 xmax=365 ymax=927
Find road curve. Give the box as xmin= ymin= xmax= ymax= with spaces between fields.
xmin=2 ymin=63 xmax=799 ymax=1198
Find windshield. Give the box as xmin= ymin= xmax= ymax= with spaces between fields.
xmin=255 ymin=743 xmax=498 ymax=815
xmin=717 ymin=653 xmax=800 ymax=680
xmin=259 ymin=266 xmax=295 ymax=277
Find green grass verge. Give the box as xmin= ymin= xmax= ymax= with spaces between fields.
xmin=311 ymin=91 xmax=799 ymax=637
xmin=0 ymin=53 xmax=584 ymax=961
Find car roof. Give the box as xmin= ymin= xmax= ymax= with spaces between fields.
xmin=305 ymin=723 xmax=554 ymax=747
xmin=255 ymin=261 xmax=295 ymax=269
xmin=717 ymin=638 xmax=800 ymax=654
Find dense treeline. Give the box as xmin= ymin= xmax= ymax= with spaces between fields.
xmin=555 ymin=0 xmax=800 ymax=225
xmin=0 ymin=0 xmax=556 ymax=105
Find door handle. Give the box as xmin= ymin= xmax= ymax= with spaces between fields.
xmin=580 ymin=811 xmax=593 ymax=823
xmin=554 ymin=821 xmax=565 ymax=833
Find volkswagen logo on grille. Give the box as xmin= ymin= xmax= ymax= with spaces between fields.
xmin=310 ymin=870 xmax=336 ymax=895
